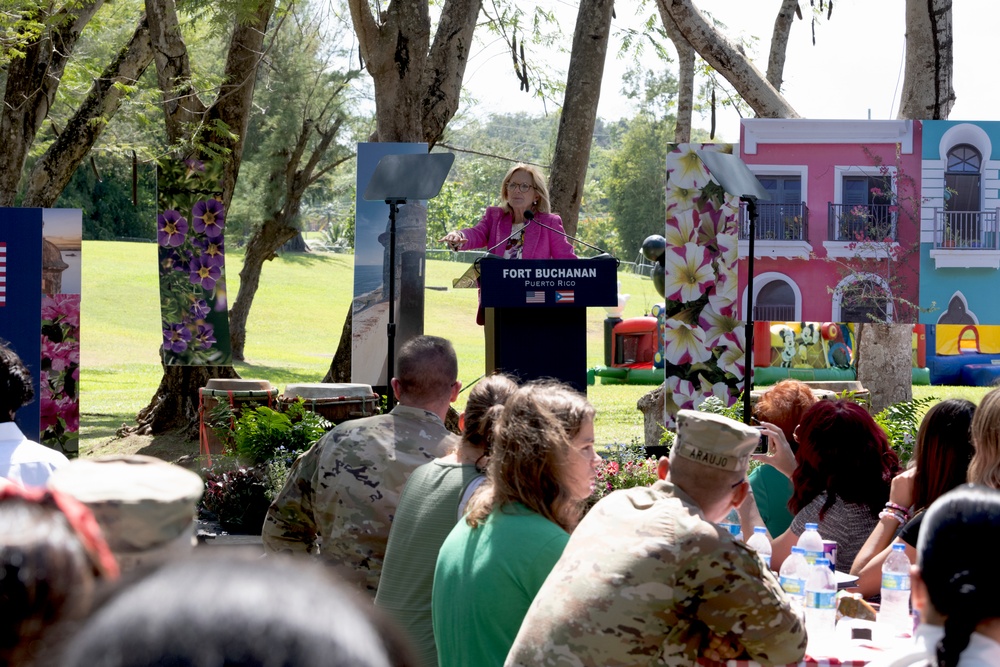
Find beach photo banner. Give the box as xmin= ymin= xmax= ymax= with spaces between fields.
xmin=40 ymin=209 xmax=82 ymax=457
xmin=156 ymin=158 xmax=232 ymax=366
xmin=351 ymin=143 xmax=428 ymax=387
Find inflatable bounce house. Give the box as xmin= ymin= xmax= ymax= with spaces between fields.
xmin=925 ymin=324 xmax=1000 ymax=386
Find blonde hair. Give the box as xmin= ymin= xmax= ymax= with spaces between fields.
xmin=969 ymin=387 xmax=1000 ymax=488
xmin=464 ymin=381 xmax=593 ymax=532
xmin=500 ymin=163 xmax=551 ymax=215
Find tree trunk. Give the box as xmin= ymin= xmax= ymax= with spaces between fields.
xmin=22 ymin=15 xmax=154 ymax=208
xmin=548 ymin=0 xmax=614 ymax=237
xmin=0 ymin=0 xmax=107 ymax=205
xmin=659 ymin=6 xmax=694 ymax=143
xmin=134 ymin=364 xmax=240 ymax=437
xmin=324 ymin=305 xmax=354 ymax=383
xmin=283 ymin=233 xmax=309 ymax=252
xmin=421 ymin=0 xmax=483 ymax=147
xmin=229 ymin=218 xmax=300 ymax=360
xmin=655 ymin=0 xmax=800 ymax=119
xmin=135 ymin=0 xmax=276 ymax=435
xmin=334 ymin=0 xmax=483 ymax=379
xmin=856 ymin=324 xmax=913 ymax=414
xmin=766 ymin=0 xmax=799 ymax=91
xmin=899 ymin=0 xmax=954 ymax=120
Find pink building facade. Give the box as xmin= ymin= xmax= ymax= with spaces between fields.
xmin=737 ymin=119 xmax=922 ymax=324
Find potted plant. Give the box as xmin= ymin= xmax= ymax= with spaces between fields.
xmin=942 ymin=224 xmax=956 ymax=248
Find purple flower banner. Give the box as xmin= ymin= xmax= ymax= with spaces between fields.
xmin=156 ymin=159 xmax=232 ymax=365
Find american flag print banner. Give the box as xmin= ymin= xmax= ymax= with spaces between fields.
xmin=526 ymin=290 xmax=545 ymax=304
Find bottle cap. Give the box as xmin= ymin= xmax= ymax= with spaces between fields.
xmin=816 ymin=558 xmax=830 ymax=567
xmin=754 ymin=526 xmax=767 ymax=534
xmin=805 ymin=522 xmax=819 ymax=531
xmin=791 ymin=546 xmax=805 ymax=554
xmin=892 ymin=542 xmax=906 ymax=551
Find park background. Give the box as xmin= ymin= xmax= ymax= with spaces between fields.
xmin=3 ymin=0 xmax=994 ymax=458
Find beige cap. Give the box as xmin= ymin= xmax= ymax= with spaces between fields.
xmin=674 ymin=410 xmax=760 ymax=473
xmin=48 ymin=455 xmax=204 ymax=558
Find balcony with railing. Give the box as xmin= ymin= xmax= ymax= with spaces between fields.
xmin=929 ymin=208 xmax=1000 ymax=269
xmin=827 ymin=203 xmax=898 ymax=243
xmin=739 ymin=201 xmax=808 ymax=241
xmin=932 ymin=209 xmax=1000 ymax=249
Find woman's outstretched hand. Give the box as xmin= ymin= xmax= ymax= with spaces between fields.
xmin=440 ymin=231 xmax=465 ymax=250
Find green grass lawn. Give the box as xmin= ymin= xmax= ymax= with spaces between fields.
xmin=80 ymin=242 xmax=661 ymax=454
xmin=80 ymin=241 xmax=992 ymax=458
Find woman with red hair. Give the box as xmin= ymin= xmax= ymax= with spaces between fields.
xmin=761 ymin=399 xmax=901 ymax=573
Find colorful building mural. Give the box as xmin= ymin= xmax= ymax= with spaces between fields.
xmin=918 ymin=121 xmax=1000 ymax=325
xmin=737 ymin=119 xmax=922 ymax=324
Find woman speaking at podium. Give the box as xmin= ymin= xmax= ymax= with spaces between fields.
xmin=439 ymin=163 xmax=577 ymax=262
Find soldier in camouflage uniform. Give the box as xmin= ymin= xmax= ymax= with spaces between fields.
xmin=505 ymin=410 xmax=807 ymax=667
xmin=262 ymin=335 xmax=461 ymax=595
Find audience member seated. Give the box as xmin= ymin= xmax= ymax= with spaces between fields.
xmin=376 ymin=374 xmax=517 ymax=667
xmin=851 ymin=399 xmax=976 ymax=597
xmin=0 ymin=485 xmax=119 ymax=666
xmin=505 ymin=410 xmax=806 ymax=666
xmin=0 ymin=339 xmax=69 ymax=487
xmin=764 ymin=399 xmax=901 ymax=573
xmin=750 ymin=379 xmax=819 ymax=535
xmin=58 ymin=552 xmax=417 ymax=667
xmin=866 ymin=484 xmax=1000 ymax=667
xmin=432 ymin=381 xmax=599 ymax=667
xmin=263 ymin=335 xmax=461 ymax=594
xmin=968 ymin=386 xmax=1000 ymax=489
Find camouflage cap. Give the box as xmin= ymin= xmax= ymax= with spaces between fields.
xmin=47 ymin=455 xmax=203 ymax=557
xmin=674 ymin=409 xmax=760 ymax=473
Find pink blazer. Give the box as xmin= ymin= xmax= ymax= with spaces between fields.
xmin=459 ymin=207 xmax=577 ymax=259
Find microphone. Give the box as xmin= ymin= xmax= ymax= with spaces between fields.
xmin=529 ymin=215 xmax=620 ymax=265
xmin=486 ymin=211 xmax=533 ymax=255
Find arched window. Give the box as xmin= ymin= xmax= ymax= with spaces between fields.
xmin=838 ymin=277 xmax=890 ymax=323
xmin=945 ymin=144 xmax=983 ymax=246
xmin=754 ymin=280 xmax=795 ymax=321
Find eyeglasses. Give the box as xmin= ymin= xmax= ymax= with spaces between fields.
xmin=507 ymin=182 xmax=535 ymax=193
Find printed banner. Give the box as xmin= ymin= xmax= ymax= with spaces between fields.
xmin=0 ymin=209 xmax=43 ymax=441
xmin=351 ymin=143 xmax=428 ymax=387
xmin=40 ymin=209 xmax=82 ymax=457
xmin=156 ymin=158 xmax=232 ymax=366
xmin=660 ymin=144 xmax=743 ymax=428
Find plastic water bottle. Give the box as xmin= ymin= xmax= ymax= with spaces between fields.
xmin=796 ymin=522 xmax=825 ymax=566
xmin=746 ymin=526 xmax=772 ymax=569
xmin=779 ymin=546 xmax=809 ymax=609
xmin=804 ymin=557 xmax=838 ymax=651
xmin=879 ymin=543 xmax=912 ymax=637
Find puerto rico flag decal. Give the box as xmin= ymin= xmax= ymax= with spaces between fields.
xmin=555 ymin=290 xmax=575 ymax=304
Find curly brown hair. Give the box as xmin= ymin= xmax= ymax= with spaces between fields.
xmin=464 ymin=381 xmax=594 ymax=532
xmin=752 ymin=379 xmax=818 ymax=449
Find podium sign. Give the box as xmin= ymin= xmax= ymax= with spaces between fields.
xmin=480 ymin=258 xmax=617 ymax=392
xmin=478 ymin=257 xmax=617 ymax=308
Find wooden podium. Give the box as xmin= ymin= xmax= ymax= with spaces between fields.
xmin=479 ymin=257 xmax=618 ymax=392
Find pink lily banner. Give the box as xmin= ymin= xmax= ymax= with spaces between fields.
xmin=156 ymin=158 xmax=232 ymax=366
xmin=661 ymin=144 xmax=744 ymax=428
